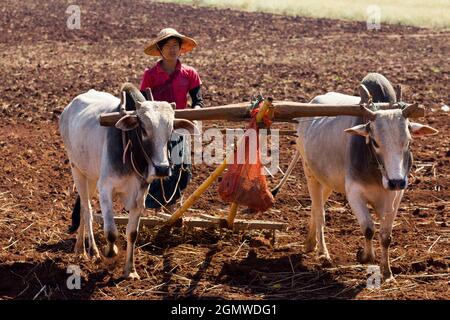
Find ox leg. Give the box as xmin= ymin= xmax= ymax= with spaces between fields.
xmin=74 ymin=205 xmax=85 ymax=257
xmin=71 ymin=167 xmax=90 ymax=258
xmin=347 ymin=189 xmax=375 ymax=264
xmin=87 ymin=179 xmax=100 ymax=259
xmin=99 ymin=185 xmax=118 ymax=258
xmin=77 ymin=175 xmax=100 ymax=260
xmin=123 ymin=208 xmax=142 ymax=280
xmin=378 ymin=191 xmax=402 ymax=281
xmin=304 ymin=169 xmax=316 ymax=253
xmin=304 ymin=167 xmax=330 ymax=260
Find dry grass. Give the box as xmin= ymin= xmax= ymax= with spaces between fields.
xmin=161 ymin=0 xmax=450 ymax=29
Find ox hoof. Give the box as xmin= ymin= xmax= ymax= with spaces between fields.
xmin=319 ymin=257 xmax=333 ymax=268
xmin=304 ymin=240 xmax=317 ymax=253
xmin=318 ymin=251 xmax=333 ymax=268
xmin=382 ymin=271 xmax=395 ymax=283
xmin=356 ymin=248 xmax=375 ymax=264
xmin=319 ymin=255 xmax=333 ymax=268
xmin=93 ymin=253 xmax=102 ymax=264
xmin=123 ymin=271 xmax=140 ymax=280
xmin=75 ymin=252 xmax=88 ymax=261
xmin=74 ymin=245 xmax=87 ymax=258
xmin=74 ymin=244 xmax=86 ymax=256
xmin=104 ymin=244 xmax=118 ymax=258
xmin=89 ymin=247 xmax=101 ymax=259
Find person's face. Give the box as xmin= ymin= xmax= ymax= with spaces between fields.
xmin=160 ymin=38 xmax=181 ymax=61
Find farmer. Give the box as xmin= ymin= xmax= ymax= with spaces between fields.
xmin=140 ymin=28 xmax=204 ymax=211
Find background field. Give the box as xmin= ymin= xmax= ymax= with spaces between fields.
xmin=162 ymin=0 xmax=450 ymax=29
xmin=0 ymin=0 xmax=449 ymax=299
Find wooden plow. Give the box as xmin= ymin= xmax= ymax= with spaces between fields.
xmin=97 ymin=92 xmax=425 ymax=236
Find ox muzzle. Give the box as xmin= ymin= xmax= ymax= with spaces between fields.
xmin=154 ymin=164 xmax=172 ymax=178
xmin=387 ymin=178 xmax=407 ymax=190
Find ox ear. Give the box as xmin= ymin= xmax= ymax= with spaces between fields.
xmin=173 ymin=119 xmax=200 ymax=135
xmin=345 ymin=123 xmax=370 ymax=137
xmin=170 ymin=102 xmax=176 ymax=110
xmin=115 ymin=114 xmax=139 ymax=131
xmin=409 ymin=122 xmax=439 ymax=137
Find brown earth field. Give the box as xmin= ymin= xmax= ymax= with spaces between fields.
xmin=0 ymin=0 xmax=449 ymax=300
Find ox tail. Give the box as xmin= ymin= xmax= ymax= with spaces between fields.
xmin=271 ymin=151 xmax=301 ymax=197
xmin=68 ymin=196 xmax=81 ymax=234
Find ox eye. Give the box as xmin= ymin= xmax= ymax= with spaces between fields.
xmin=371 ymin=139 xmax=379 ymax=149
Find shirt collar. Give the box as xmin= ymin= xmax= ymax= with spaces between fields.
xmin=156 ymin=59 xmax=181 ymax=74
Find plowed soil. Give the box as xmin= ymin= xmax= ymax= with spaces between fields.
xmin=0 ymin=0 xmax=448 ymax=300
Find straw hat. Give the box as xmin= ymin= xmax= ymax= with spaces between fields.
xmin=144 ymin=28 xmax=197 ymax=56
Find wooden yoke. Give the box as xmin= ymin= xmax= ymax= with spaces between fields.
xmin=99 ymin=101 xmax=425 ymax=126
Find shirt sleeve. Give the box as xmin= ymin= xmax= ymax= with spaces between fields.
xmin=188 ymin=68 xmax=202 ymax=91
xmin=189 ymin=86 xmax=204 ymax=108
xmin=140 ymin=69 xmax=152 ymax=91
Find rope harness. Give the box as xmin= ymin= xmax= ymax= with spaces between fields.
xmin=120 ymin=124 xmax=188 ymax=211
xmin=363 ymin=100 xmax=409 ymax=180
xmin=118 ymin=90 xmax=188 ymax=211
xmin=362 ymin=98 xmax=388 ymax=179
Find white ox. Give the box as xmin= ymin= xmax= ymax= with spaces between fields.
xmin=278 ymin=73 xmax=438 ymax=280
xmin=59 ymin=83 xmax=195 ymax=279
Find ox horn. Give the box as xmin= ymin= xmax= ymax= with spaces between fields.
xmin=145 ymin=87 xmax=154 ymax=101
xmin=119 ymin=91 xmax=127 ymax=115
xmin=360 ymin=104 xmax=377 ymax=121
xmin=395 ymin=84 xmax=402 ymax=102
xmin=359 ymin=84 xmax=376 ymax=121
xmin=359 ymin=84 xmax=372 ymax=104
xmin=402 ymin=102 xmax=419 ymax=118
